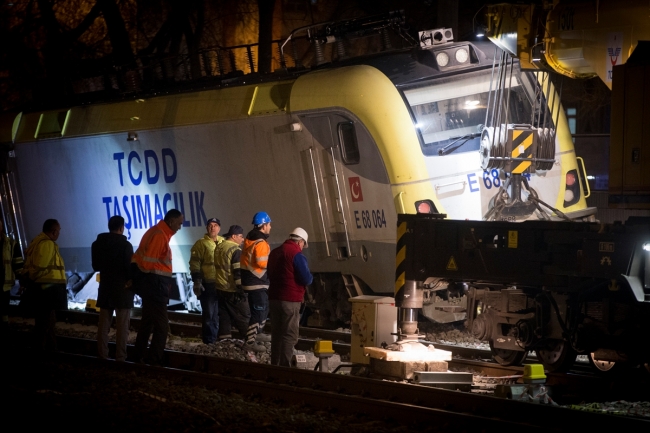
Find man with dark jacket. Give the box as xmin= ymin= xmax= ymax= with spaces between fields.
xmin=268 ymin=227 xmax=313 ymax=366
xmin=92 ymin=215 xmax=134 ymax=362
xmin=132 ymin=209 xmax=184 ymax=366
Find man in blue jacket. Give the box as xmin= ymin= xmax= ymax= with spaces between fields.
xmin=268 ymin=227 xmax=313 ymax=367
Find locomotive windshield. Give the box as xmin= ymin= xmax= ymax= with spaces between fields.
xmin=403 ymin=67 xmax=552 ymax=157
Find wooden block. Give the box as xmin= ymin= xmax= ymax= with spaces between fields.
xmin=424 ymin=360 xmax=448 ymax=372
xmin=364 ymin=346 xmax=452 ymax=362
xmin=370 ymin=357 xmax=449 ymax=380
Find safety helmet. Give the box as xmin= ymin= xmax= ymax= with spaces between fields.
xmin=252 ymin=211 xmax=272 ymax=226
xmin=290 ymin=227 xmax=308 ymax=247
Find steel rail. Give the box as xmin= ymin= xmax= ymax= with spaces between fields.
xmin=40 ymin=351 xmax=549 ymax=431
xmin=25 ymin=335 xmax=650 ymax=432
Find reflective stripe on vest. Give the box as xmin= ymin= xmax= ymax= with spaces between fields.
xmin=241 ymin=239 xmax=266 ymax=278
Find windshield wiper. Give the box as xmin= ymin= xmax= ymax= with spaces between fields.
xmin=438 ymin=132 xmax=481 ymax=156
xmin=437 ymin=124 xmax=484 ymax=156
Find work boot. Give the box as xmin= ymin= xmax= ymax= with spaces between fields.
xmin=244 ymin=341 xmax=267 ymax=353
xmin=255 ymin=333 xmax=271 ymax=342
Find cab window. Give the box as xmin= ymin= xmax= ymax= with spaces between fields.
xmin=338 ymin=122 xmax=360 ymax=164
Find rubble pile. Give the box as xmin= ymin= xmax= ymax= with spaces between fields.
xmin=418 ymin=321 xmax=488 ymax=349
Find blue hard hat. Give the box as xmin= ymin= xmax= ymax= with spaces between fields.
xmin=252 ymin=211 xmax=271 ymax=225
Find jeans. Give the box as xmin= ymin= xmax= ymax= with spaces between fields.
xmin=199 ymin=283 xmax=219 ymax=344
xmin=269 ymin=300 xmax=301 ymax=367
xmin=97 ymin=308 xmax=131 ymax=361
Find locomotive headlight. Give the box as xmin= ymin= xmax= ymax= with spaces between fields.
xmin=455 ymin=48 xmax=469 ymax=63
xmin=563 ymin=169 xmax=580 ymax=207
xmin=564 ymin=189 xmax=575 ymax=202
xmin=415 ymin=199 xmax=437 ymax=214
xmin=566 ymin=172 xmax=576 ymax=186
xmin=436 ymin=52 xmax=450 ymax=67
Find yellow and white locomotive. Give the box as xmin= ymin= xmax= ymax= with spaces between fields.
xmin=0 ymin=14 xmax=594 ymax=323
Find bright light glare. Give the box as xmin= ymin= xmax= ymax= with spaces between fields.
xmin=643 ymin=242 xmax=650 ymax=252
xmin=476 ymin=32 xmax=485 ymax=37
xmin=587 ymin=175 xmax=595 ymax=180
xmin=465 ymin=100 xmax=480 ymax=107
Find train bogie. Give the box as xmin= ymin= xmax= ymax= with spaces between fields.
xmin=397 ymin=214 xmax=650 ymax=372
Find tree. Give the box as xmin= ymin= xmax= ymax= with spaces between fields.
xmin=257 ymin=0 xmax=275 ymax=73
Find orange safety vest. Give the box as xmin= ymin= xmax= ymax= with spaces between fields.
xmin=132 ymin=220 xmax=174 ymax=277
xmin=240 ymin=238 xmax=270 ymax=290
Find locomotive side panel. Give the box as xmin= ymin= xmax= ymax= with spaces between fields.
xmin=10 ymin=75 xmax=402 ymax=305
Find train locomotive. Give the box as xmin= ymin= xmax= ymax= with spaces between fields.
xmin=395 ymin=213 xmax=650 ymax=373
xmin=381 ymin=0 xmax=650 ymax=373
xmin=0 ymin=12 xmax=594 ymax=324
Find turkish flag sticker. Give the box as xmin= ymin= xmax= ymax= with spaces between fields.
xmin=349 ymin=177 xmax=364 ymax=202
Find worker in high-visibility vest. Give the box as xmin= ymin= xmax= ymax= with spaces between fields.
xmin=240 ymin=211 xmax=272 ymax=352
xmin=23 ymin=219 xmax=66 ymax=352
xmin=0 ymin=218 xmax=23 ymax=338
xmin=131 ymin=209 xmax=184 ymax=366
xmin=189 ymin=217 xmax=223 ymax=344
xmin=214 ymin=224 xmax=250 ymax=341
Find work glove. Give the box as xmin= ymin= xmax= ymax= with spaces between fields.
xmin=193 ymin=280 xmax=204 ymax=298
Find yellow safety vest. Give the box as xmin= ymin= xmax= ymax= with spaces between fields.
xmin=2 ymin=235 xmax=22 ymax=291
xmin=24 ymin=232 xmax=66 ymax=285
xmin=189 ymin=235 xmax=223 ymax=283
xmin=214 ymin=239 xmax=241 ymax=292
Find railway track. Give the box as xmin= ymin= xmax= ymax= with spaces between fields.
xmin=10 ymin=307 xmax=352 ymax=354
xmin=10 ymin=306 xmax=650 ymax=402
xmin=8 ymin=333 xmax=650 ymax=432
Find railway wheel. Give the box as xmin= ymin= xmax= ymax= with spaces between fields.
xmin=588 ymin=352 xmax=640 ymax=374
xmin=489 ymin=341 xmax=527 ymax=366
xmin=588 ymin=352 xmax=618 ymax=373
xmin=537 ymin=339 xmax=576 ymax=373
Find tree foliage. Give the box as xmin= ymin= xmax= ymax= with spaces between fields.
xmin=0 ymin=0 xmax=481 ymax=111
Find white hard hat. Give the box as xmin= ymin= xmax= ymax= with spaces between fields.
xmin=290 ymin=227 xmax=308 ymax=247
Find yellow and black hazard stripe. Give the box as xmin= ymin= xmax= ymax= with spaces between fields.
xmin=510 ymin=129 xmax=534 ymax=174
xmin=395 ymin=221 xmax=408 ymax=297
